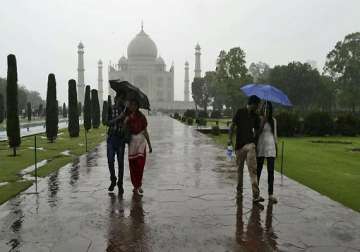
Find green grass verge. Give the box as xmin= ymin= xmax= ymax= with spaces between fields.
xmin=210 ymin=133 xmax=360 ymax=212
xmin=0 ymin=125 xmax=106 ymax=205
xmin=0 ymin=181 xmax=33 ymax=205
xmin=32 ymin=155 xmax=74 ymax=177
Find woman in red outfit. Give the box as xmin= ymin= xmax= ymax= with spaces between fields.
xmin=125 ymin=99 xmax=152 ymax=196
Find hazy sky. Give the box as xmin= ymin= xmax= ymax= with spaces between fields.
xmin=0 ymin=0 xmax=359 ymax=104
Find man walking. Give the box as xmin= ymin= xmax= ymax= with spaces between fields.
xmin=107 ymin=93 xmax=127 ymax=193
xmin=229 ymin=95 xmax=264 ymax=203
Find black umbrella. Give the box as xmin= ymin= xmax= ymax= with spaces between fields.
xmin=109 ymin=80 xmax=151 ymax=110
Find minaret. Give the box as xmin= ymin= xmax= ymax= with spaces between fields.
xmin=194 ymin=43 xmax=201 ymax=78
xmin=98 ymin=59 xmax=103 ymax=112
xmin=77 ymin=42 xmax=85 ymax=104
xmin=184 ymin=61 xmax=190 ymax=102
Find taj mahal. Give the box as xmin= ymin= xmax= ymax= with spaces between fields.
xmin=76 ymin=25 xmax=198 ymax=111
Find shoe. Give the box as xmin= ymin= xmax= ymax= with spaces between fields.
xmin=134 ymin=188 xmax=143 ymax=196
xmin=108 ymin=181 xmax=117 ymax=192
xmin=118 ymin=186 xmax=124 ymax=195
xmin=253 ymin=196 xmax=265 ymax=203
xmin=269 ymin=195 xmax=278 ymax=203
xmin=117 ymin=182 xmax=124 ymax=194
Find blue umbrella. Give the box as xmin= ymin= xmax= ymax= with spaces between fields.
xmin=240 ymin=84 xmax=292 ymax=106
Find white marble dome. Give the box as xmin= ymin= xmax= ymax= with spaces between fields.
xmin=127 ymin=28 xmax=158 ymax=59
xmin=156 ymin=56 xmax=165 ymax=65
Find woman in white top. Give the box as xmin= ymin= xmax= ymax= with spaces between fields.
xmin=257 ymin=102 xmax=278 ymax=203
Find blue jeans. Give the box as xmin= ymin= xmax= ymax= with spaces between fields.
xmin=107 ymin=135 xmax=125 ymax=185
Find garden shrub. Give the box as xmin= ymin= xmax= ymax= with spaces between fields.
xmin=210 ymin=110 xmax=222 ymax=119
xmin=335 ymin=113 xmax=359 ymax=136
xmin=187 ymin=118 xmax=194 ymax=125
xmin=304 ymin=111 xmax=334 ymax=136
xmin=181 ymin=117 xmax=186 ymax=122
xmin=174 ymin=112 xmax=180 ymax=120
xmin=198 ymin=118 xmax=207 ymax=126
xmin=184 ymin=109 xmax=196 ymax=118
xmin=211 ymin=125 xmax=220 ymax=135
xmin=198 ymin=111 xmax=208 ymax=118
xmin=276 ymin=111 xmax=300 ymax=137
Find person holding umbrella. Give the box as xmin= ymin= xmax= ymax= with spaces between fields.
xmin=125 ymin=98 xmax=152 ymax=196
xmin=106 ymin=92 xmax=127 ymax=193
xmin=257 ymin=101 xmax=278 ymax=203
xmin=229 ymin=95 xmax=264 ymax=203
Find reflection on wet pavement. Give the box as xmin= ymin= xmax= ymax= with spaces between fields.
xmin=0 ymin=116 xmax=359 ymax=252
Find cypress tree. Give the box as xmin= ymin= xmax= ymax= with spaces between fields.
xmin=83 ymin=85 xmax=91 ymax=131
xmin=62 ymin=103 xmax=67 ymax=118
xmin=27 ymin=102 xmax=32 ymax=121
xmin=0 ymin=93 xmax=4 ymax=124
xmin=46 ymin=73 xmax=58 ymax=143
xmin=68 ymin=79 xmax=79 ymax=137
xmin=78 ymin=102 xmax=82 ymax=117
xmin=6 ymin=54 xmax=21 ymax=156
xmin=102 ymin=101 xmax=108 ymax=125
xmin=38 ymin=104 xmax=43 ymax=117
xmin=91 ymin=89 xmax=100 ymax=128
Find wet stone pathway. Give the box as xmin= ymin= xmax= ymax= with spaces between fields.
xmin=0 ymin=116 xmax=359 ymax=252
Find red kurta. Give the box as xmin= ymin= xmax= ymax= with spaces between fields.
xmin=127 ymin=111 xmax=148 ymax=189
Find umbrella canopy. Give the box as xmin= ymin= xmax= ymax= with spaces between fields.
xmin=240 ymin=84 xmax=292 ymax=106
xmin=109 ymin=80 xmax=151 ymax=110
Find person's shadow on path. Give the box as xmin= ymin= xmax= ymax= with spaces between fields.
xmin=106 ymin=193 xmax=148 ymax=252
xmin=236 ymin=196 xmax=278 ymax=251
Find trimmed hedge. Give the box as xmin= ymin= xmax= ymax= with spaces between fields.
xmin=211 ymin=125 xmax=220 ymax=135
xmin=335 ymin=113 xmax=359 ymax=136
xmin=276 ymin=111 xmax=300 ymax=137
xmin=197 ymin=118 xmax=207 ymax=126
xmin=187 ymin=118 xmax=194 ymax=125
xmin=304 ymin=112 xmax=334 ymax=136
xmin=184 ymin=109 xmax=196 ymax=118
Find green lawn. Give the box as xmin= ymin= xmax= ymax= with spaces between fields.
xmin=206 ymin=118 xmax=232 ymax=127
xmin=211 ymin=133 xmax=360 ymax=212
xmin=0 ymin=126 xmax=106 ymax=205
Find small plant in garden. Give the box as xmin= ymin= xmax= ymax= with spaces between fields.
xmin=187 ymin=118 xmax=194 ymax=125
xmin=211 ymin=125 xmax=220 ymax=135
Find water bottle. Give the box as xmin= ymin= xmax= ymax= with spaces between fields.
xmin=226 ymin=144 xmax=233 ymax=161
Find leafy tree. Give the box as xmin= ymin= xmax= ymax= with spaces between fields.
xmin=191 ymin=77 xmax=210 ymax=114
xmin=268 ymin=62 xmax=321 ymax=111
xmin=249 ymin=62 xmax=271 ymax=83
xmin=62 ymin=103 xmax=67 ymax=118
xmin=214 ymin=47 xmax=253 ymax=113
xmin=324 ymin=32 xmax=360 ymax=112
xmin=91 ymin=89 xmax=100 ymax=128
xmin=27 ymin=102 xmax=32 ymax=121
xmin=204 ymin=71 xmax=223 ymax=111
xmin=0 ymin=77 xmax=44 ymax=112
xmin=83 ymin=85 xmax=91 ymax=131
xmin=102 ymin=101 xmax=108 ymax=125
xmin=0 ymin=93 xmax=4 ymax=123
xmin=6 ymin=54 xmax=21 ymax=156
xmin=68 ymin=79 xmax=79 ymax=137
xmin=45 ymin=73 xmax=58 ymax=143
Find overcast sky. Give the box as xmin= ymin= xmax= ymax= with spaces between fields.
xmin=0 ymin=0 xmax=359 ymax=104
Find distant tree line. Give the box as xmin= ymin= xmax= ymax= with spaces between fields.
xmin=192 ymin=32 xmax=360 ymax=115
xmin=0 ymin=77 xmax=45 ymax=115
